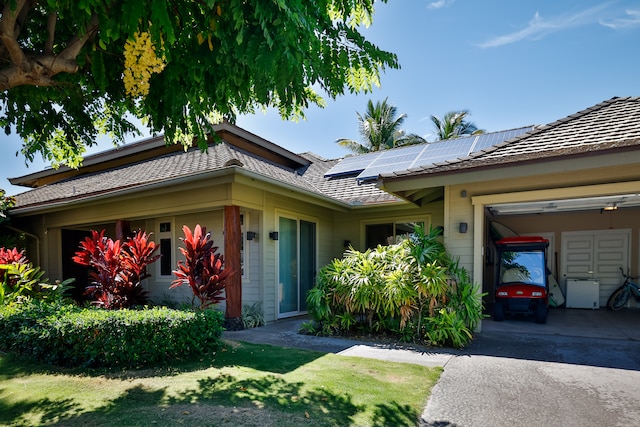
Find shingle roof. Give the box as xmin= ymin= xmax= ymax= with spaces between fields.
xmin=13 ymin=139 xmax=401 ymax=211
xmin=383 ymin=96 xmax=640 ymax=179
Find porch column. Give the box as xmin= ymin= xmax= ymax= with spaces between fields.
xmin=115 ymin=220 xmax=131 ymax=240
xmin=224 ymin=205 xmax=243 ymax=330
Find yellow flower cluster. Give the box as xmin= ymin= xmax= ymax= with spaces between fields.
xmin=123 ymin=31 xmax=166 ymax=98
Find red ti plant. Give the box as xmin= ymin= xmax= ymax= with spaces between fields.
xmin=171 ymin=224 xmax=234 ymax=309
xmin=72 ymin=229 xmax=161 ymax=309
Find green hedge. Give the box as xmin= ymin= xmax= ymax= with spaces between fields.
xmin=0 ymin=301 xmax=224 ymax=368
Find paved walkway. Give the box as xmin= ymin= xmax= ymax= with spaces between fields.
xmin=224 ymin=309 xmax=640 ymax=427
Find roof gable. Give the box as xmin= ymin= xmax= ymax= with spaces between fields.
xmin=10 ymin=122 xmax=311 ymax=189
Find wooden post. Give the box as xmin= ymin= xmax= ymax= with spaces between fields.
xmin=115 ymin=220 xmax=131 ymax=241
xmin=224 ymin=205 xmax=243 ymax=329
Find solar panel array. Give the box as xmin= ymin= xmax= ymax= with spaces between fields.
xmin=324 ymin=126 xmax=535 ymax=181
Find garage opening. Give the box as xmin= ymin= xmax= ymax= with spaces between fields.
xmin=482 ymin=193 xmax=640 ymax=313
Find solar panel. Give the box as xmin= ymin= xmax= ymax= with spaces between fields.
xmin=326 ymin=126 xmax=536 ymax=181
xmin=323 ymin=151 xmax=382 ymax=177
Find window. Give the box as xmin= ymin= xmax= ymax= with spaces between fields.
xmin=365 ymin=221 xmax=424 ymax=249
xmin=499 ymin=250 xmax=546 ymax=286
xmin=158 ymin=221 xmax=172 ymax=277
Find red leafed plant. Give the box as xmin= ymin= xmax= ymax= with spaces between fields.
xmin=0 ymin=247 xmax=27 ymax=265
xmin=171 ymin=224 xmax=234 ymax=309
xmin=72 ymin=229 xmax=161 ymax=309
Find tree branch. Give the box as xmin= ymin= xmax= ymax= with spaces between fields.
xmin=0 ymin=0 xmax=29 ymax=66
xmin=59 ymin=14 xmax=99 ymax=62
xmin=0 ymin=8 xmax=99 ymax=91
xmin=45 ymin=10 xmax=57 ymax=55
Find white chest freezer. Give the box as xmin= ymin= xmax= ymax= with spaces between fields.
xmin=565 ymin=278 xmax=600 ymax=309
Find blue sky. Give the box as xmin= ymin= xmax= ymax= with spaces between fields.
xmin=3 ymin=0 xmax=640 ymax=195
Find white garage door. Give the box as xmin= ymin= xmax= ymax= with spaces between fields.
xmin=561 ymin=229 xmax=631 ymax=307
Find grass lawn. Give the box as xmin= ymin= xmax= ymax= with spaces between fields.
xmin=0 ymin=340 xmax=441 ymax=426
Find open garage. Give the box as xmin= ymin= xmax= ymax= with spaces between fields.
xmin=483 ymin=195 xmax=640 ymax=311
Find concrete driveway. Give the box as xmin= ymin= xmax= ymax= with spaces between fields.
xmin=225 ymin=308 xmax=640 ymax=427
xmin=422 ymin=321 xmax=640 ymax=426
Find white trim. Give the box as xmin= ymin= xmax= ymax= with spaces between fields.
xmin=155 ymin=217 xmax=175 ymax=280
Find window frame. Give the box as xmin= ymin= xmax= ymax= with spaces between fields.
xmin=156 ymin=218 xmax=175 ymax=279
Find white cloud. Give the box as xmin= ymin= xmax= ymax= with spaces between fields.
xmin=600 ymin=9 xmax=640 ymax=29
xmin=427 ymin=0 xmax=455 ymax=10
xmin=478 ymin=3 xmax=610 ymax=48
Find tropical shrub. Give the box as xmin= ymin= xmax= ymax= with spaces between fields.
xmin=0 ymin=300 xmax=225 ymax=368
xmin=0 ymin=247 xmax=74 ymax=305
xmin=73 ymin=229 xmax=161 ymax=309
xmin=171 ymin=224 xmax=233 ymax=309
xmin=307 ymin=225 xmax=486 ymax=348
xmin=242 ymin=301 xmax=265 ymax=329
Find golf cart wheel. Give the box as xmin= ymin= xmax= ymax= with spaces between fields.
xmin=607 ymin=287 xmax=629 ymax=310
xmin=535 ymin=302 xmax=548 ymax=324
xmin=493 ymin=300 xmax=505 ymax=321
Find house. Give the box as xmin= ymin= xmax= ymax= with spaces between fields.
xmin=7 ymin=96 xmax=640 ymax=326
xmin=7 ymin=122 xmax=436 ymax=324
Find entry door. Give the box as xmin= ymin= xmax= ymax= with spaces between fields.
xmin=561 ymin=230 xmax=630 ymax=306
xmin=278 ymin=217 xmax=317 ymax=317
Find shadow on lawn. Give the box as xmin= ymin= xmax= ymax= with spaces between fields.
xmin=0 ymin=340 xmax=326 ymax=384
xmin=0 ymin=376 xmax=420 ymax=426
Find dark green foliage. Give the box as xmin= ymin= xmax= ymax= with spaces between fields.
xmin=308 ymin=225 xmax=487 ymax=348
xmin=0 ymin=190 xmax=15 ymax=220
xmin=2 ymin=1 xmax=398 ymax=168
xmin=0 ymin=301 xmax=224 ymax=368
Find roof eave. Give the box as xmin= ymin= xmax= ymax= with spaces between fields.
xmin=380 ymin=146 xmax=640 ymax=192
xmin=10 ymin=165 xmax=365 ymax=216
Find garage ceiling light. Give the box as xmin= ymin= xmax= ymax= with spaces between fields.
xmin=489 ymin=194 xmax=640 ymax=215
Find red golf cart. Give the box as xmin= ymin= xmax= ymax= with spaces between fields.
xmin=493 ymin=236 xmax=549 ymax=324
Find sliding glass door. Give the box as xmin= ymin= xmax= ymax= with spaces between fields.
xmin=278 ymin=217 xmax=317 ymax=317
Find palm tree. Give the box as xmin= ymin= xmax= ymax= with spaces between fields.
xmin=337 ymin=98 xmax=425 ymax=154
xmin=430 ymin=110 xmax=484 ymax=141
